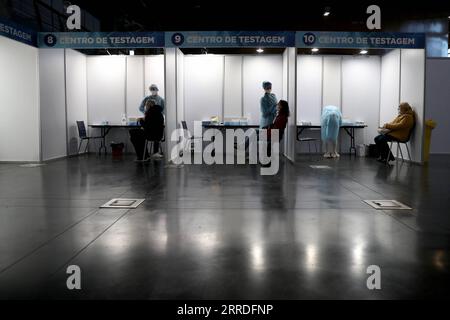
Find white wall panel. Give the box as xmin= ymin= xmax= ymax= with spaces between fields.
xmin=380 ymin=50 xmax=400 ymax=126
xmin=322 ymin=56 xmax=342 ymax=108
xmin=65 ymin=49 xmax=88 ymax=156
xmin=297 ymin=56 xmax=323 ymax=124
xmin=176 ymin=49 xmax=185 ymax=124
xmin=126 ymin=56 xmax=145 ymax=118
xmin=87 ymin=56 xmax=126 ymax=153
xmin=224 ymin=55 xmax=243 ymax=118
xmin=342 ymin=56 xmax=381 ymax=145
xmin=243 ymin=55 xmax=283 ymax=125
xmin=165 ymin=48 xmax=178 ymax=161
xmin=400 ymin=49 xmax=425 ymax=163
xmin=87 ymin=56 xmax=126 ymax=124
xmin=184 ymin=55 xmax=224 ymax=132
xmin=425 ymin=58 xmax=450 ymax=154
xmin=0 ymin=37 xmax=40 ymax=162
xmin=145 ymin=55 xmax=165 ymax=107
xmin=39 ymin=49 xmax=67 ymax=161
xmin=285 ymin=48 xmax=297 ymax=162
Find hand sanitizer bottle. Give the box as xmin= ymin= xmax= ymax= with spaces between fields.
xmin=121 ymin=114 xmax=127 ymax=125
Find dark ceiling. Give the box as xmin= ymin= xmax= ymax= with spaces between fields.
xmin=71 ymin=0 xmax=450 ymax=32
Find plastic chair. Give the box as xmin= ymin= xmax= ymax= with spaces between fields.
xmin=180 ymin=121 xmax=202 ymax=155
xmin=76 ymin=121 xmax=102 ymax=154
xmin=299 ymin=137 xmax=320 ymax=154
xmin=386 ymin=122 xmax=415 ymax=164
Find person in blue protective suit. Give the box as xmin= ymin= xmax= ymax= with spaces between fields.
xmin=139 ymin=84 xmax=165 ymax=114
xmin=321 ymin=105 xmax=343 ymax=158
xmin=260 ymin=81 xmax=277 ymax=129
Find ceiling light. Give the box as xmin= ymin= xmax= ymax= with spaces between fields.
xmin=257 ymin=48 xmax=264 ymax=53
xmin=360 ymin=49 xmax=368 ymax=55
xmin=312 ymin=48 xmax=319 ymax=53
xmin=129 ymin=50 xmax=135 ymax=56
xmin=324 ymin=7 xmax=331 ymax=16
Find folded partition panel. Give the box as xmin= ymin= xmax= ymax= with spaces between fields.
xmin=126 ymin=56 xmax=145 ymax=118
xmin=224 ymin=55 xmax=243 ymax=119
xmin=297 ymin=56 xmax=323 ymax=124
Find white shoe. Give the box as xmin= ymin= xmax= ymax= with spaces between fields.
xmin=331 ymin=152 xmax=340 ymax=158
xmin=324 ymin=153 xmax=332 ymax=158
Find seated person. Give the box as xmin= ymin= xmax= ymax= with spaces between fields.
xmin=265 ymin=100 xmax=290 ymax=158
xmin=321 ymin=105 xmax=343 ymax=159
xmin=129 ymin=100 xmax=165 ymax=162
xmin=374 ymin=102 xmax=415 ymax=163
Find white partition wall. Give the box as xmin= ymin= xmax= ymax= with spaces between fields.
xmin=400 ymin=49 xmax=425 ymax=163
xmin=224 ymin=56 xmax=243 ymax=118
xmin=176 ymin=49 xmax=185 ymax=124
xmin=184 ymin=55 xmax=224 ymax=132
xmin=297 ymin=56 xmax=323 ymax=124
xmin=342 ymin=56 xmax=381 ymax=145
xmin=0 ymin=37 xmax=40 ymax=162
xmin=87 ymin=56 xmax=126 ymax=124
xmin=126 ymin=56 xmax=145 ymax=118
xmin=39 ymin=49 xmax=68 ymax=161
xmin=322 ymin=56 xmax=342 ymax=108
xmin=65 ymin=49 xmax=88 ymax=156
xmin=145 ymin=55 xmax=166 ymax=112
xmin=243 ymin=55 xmax=284 ymax=124
xmin=379 ymin=50 xmax=401 ymax=126
xmin=164 ymin=48 xmax=178 ymax=161
xmin=284 ymin=48 xmax=297 ymax=162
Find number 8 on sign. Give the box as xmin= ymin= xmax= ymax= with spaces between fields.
xmin=44 ymin=34 xmax=57 ymax=47
xmin=303 ymin=33 xmax=316 ymax=46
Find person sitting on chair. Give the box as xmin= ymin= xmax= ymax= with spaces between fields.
xmin=130 ymin=100 xmax=165 ymax=162
xmin=374 ymin=102 xmax=415 ymax=163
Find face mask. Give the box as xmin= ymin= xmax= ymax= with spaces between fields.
xmin=151 ymin=90 xmax=158 ymax=96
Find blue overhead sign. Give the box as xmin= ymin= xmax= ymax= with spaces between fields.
xmin=38 ymin=32 xmax=165 ymax=49
xmin=0 ymin=18 xmax=36 ymax=47
xmin=166 ymin=31 xmax=295 ymax=48
xmin=297 ymin=32 xmax=426 ymax=49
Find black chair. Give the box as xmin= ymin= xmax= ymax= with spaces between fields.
xmin=299 ymin=137 xmax=320 ymax=154
xmin=76 ymin=121 xmax=102 ymax=154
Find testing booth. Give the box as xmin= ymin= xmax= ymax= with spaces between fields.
xmin=0 ymin=24 xmax=430 ymax=165
xmin=295 ymin=32 xmax=427 ymax=163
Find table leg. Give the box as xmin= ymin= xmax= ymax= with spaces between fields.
xmin=297 ymin=127 xmax=306 ymax=141
xmin=344 ymin=128 xmax=357 ymax=157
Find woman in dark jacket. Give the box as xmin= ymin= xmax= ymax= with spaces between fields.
xmin=266 ymin=100 xmax=290 ymax=158
xmin=129 ymin=100 xmax=165 ymax=161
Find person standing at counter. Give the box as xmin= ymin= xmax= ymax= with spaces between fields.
xmin=321 ymin=105 xmax=343 ymax=159
xmin=139 ymin=84 xmax=165 ymax=114
xmin=260 ymin=81 xmax=277 ymax=129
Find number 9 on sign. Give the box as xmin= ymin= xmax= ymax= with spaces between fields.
xmin=303 ymin=33 xmax=316 ymax=46
xmin=171 ymin=33 xmax=184 ymax=46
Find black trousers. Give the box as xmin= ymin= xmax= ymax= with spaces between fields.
xmin=374 ymin=134 xmax=395 ymax=160
xmin=129 ymin=129 xmax=161 ymax=159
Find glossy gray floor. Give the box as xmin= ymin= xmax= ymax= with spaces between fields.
xmin=0 ymin=154 xmax=449 ymax=299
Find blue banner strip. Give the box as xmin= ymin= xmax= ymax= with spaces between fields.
xmin=296 ymin=31 xmax=426 ymax=49
xmin=38 ymin=32 xmax=165 ymax=49
xmin=166 ymin=31 xmax=295 ymax=48
xmin=0 ymin=18 xmax=37 ymax=47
